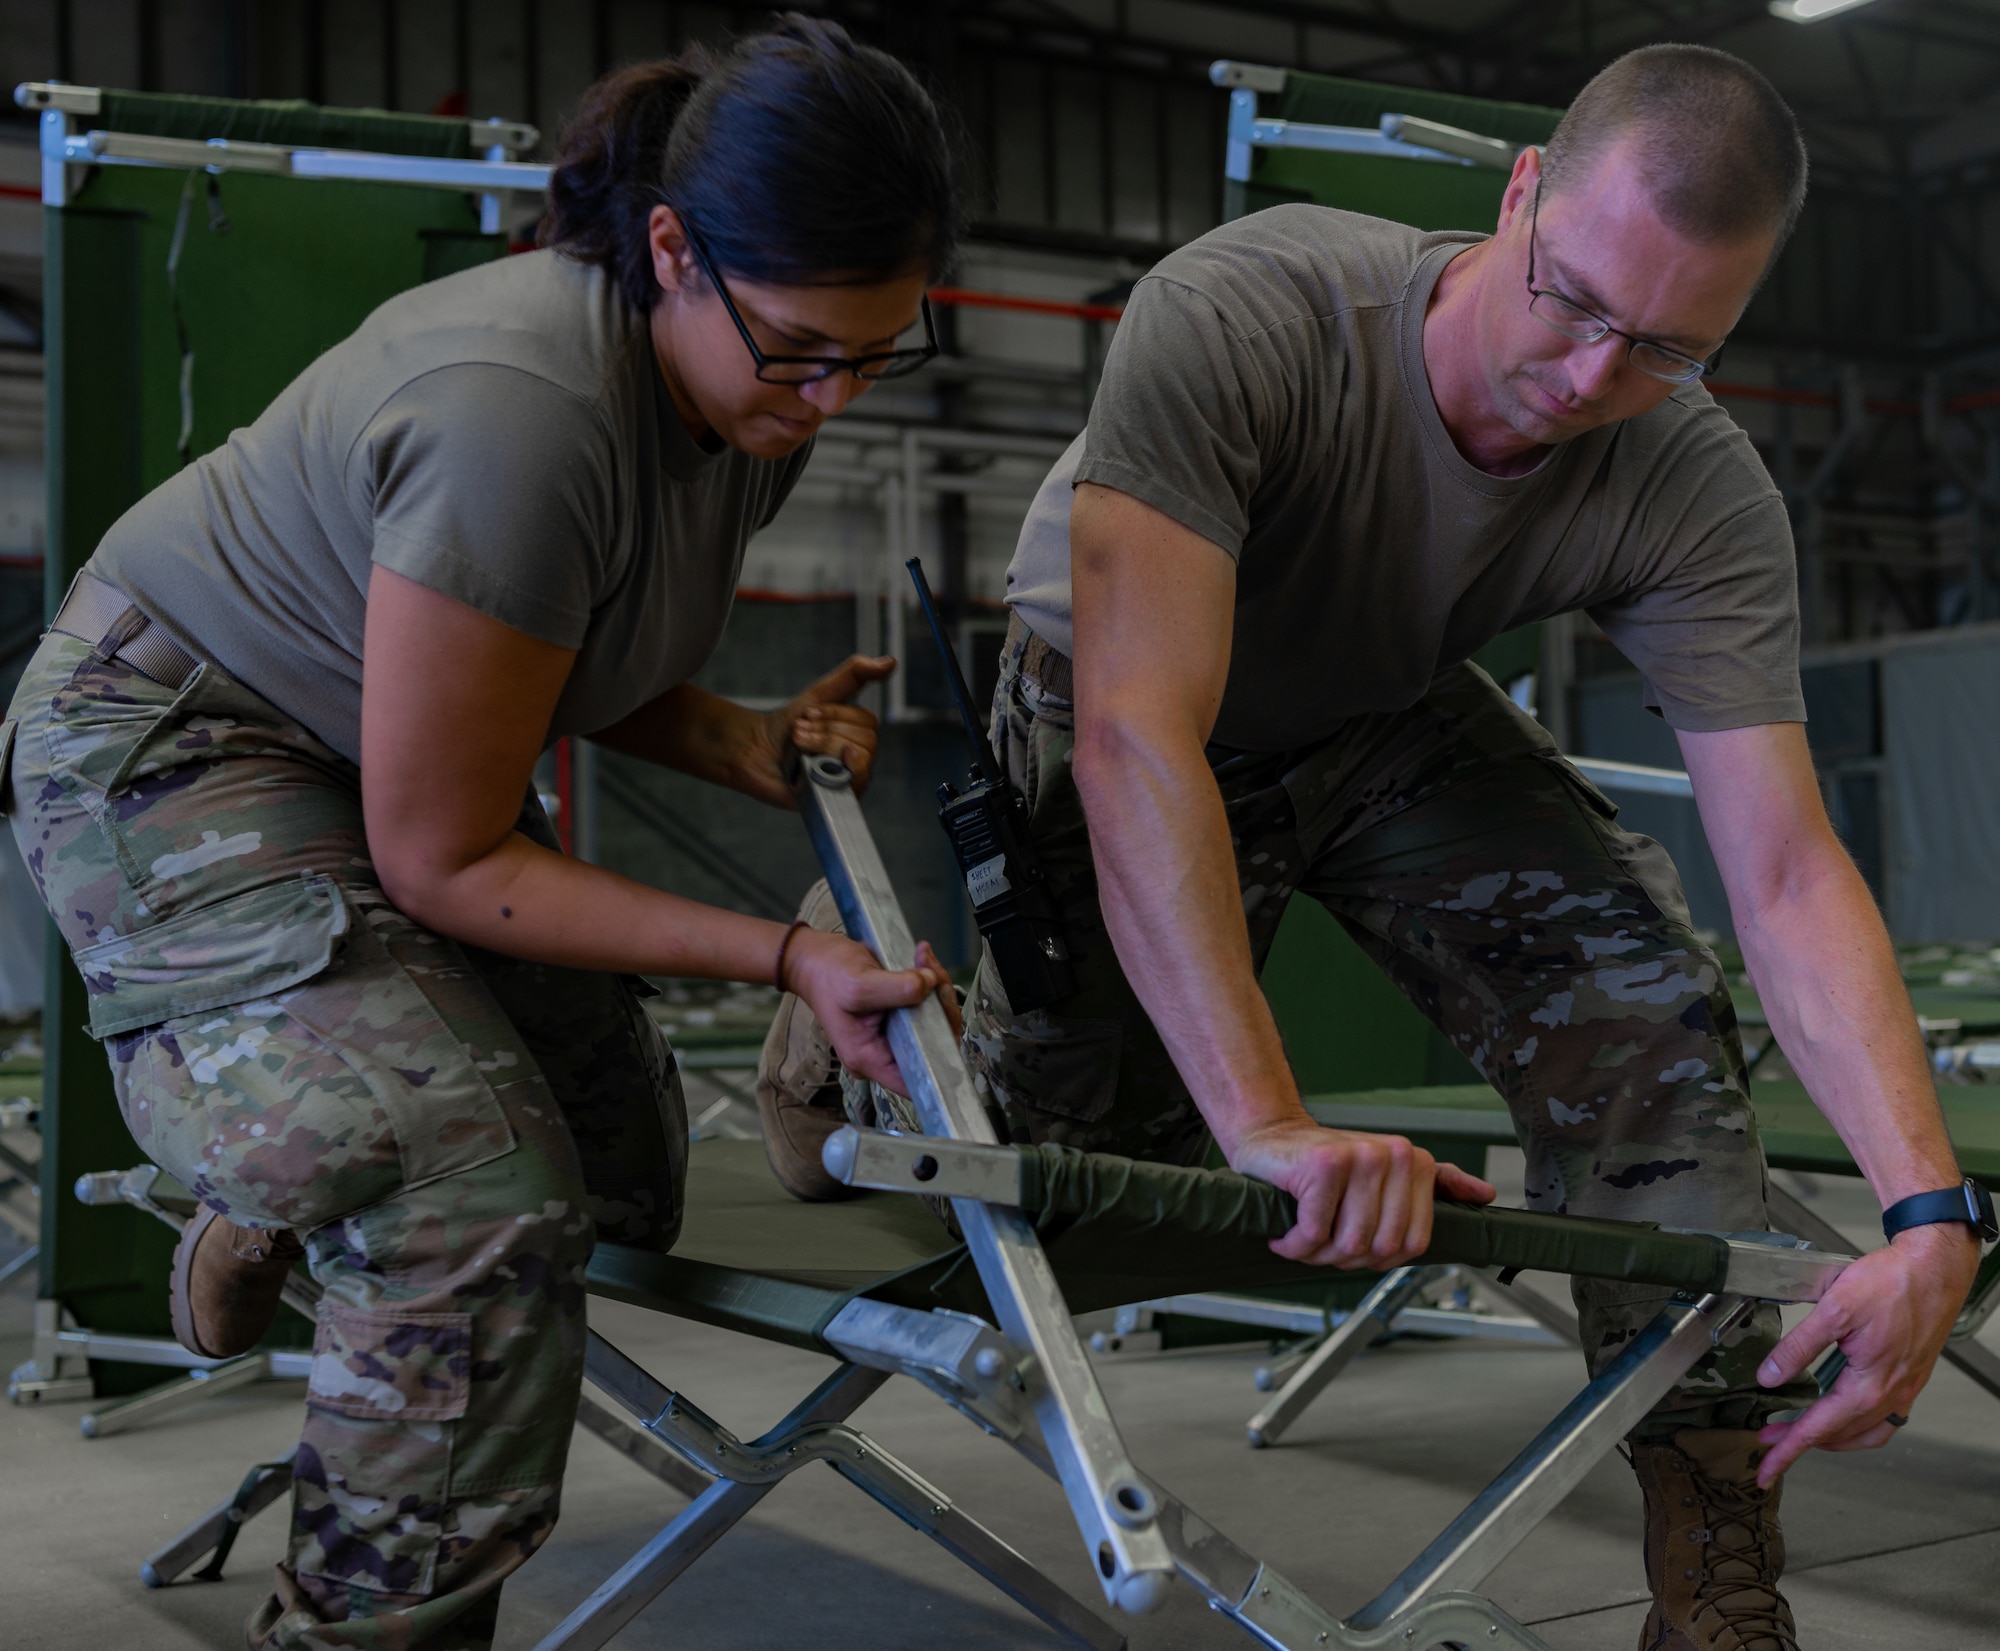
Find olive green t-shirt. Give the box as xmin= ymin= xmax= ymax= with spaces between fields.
xmin=1006 ymin=205 xmax=1801 ymax=751
xmin=90 ymin=250 xmax=808 ymax=764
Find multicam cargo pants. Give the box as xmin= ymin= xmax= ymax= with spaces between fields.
xmin=5 ymin=618 xmax=686 ymax=1651
xmin=958 ymin=618 xmax=1816 ymax=1432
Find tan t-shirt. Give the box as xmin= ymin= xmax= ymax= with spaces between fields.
xmin=1006 ymin=205 xmax=1801 ymax=752
xmin=90 ymin=250 xmax=808 ymax=763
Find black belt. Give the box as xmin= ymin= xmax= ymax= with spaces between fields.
xmin=50 ymin=571 xmax=202 ymax=692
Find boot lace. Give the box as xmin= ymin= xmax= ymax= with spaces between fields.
xmin=1679 ymin=1467 xmax=1799 ymax=1650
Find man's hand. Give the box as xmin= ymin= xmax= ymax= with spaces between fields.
xmin=1230 ymin=1118 xmax=1497 ymax=1267
xmin=1753 ymin=1222 xmax=1979 ymax=1486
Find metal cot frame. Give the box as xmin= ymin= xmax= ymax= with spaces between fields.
xmin=94 ymin=756 xmax=1858 ymax=1651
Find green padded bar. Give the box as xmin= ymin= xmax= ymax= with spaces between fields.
xmin=579 ymin=1141 xmax=1736 ymax=1357
xmin=96 ymin=91 xmax=476 ymax=155
xmin=1015 ymin=1144 xmax=1730 ymax=1296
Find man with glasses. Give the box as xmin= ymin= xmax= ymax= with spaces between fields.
xmin=767 ymin=41 xmax=1983 ymax=1651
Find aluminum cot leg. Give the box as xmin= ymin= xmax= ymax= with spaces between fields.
xmin=1246 ymin=1267 xmax=1434 ymax=1447
xmin=533 ymin=1477 xmax=774 ymax=1651
xmin=551 ymin=1335 xmax=1123 ymax=1651
xmin=139 ymin=1449 xmax=298 ymax=1587
xmin=574 ymin=1390 xmax=715 ymax=1499
xmin=1349 ymin=1293 xmax=1751 ymax=1634
xmin=1470 ymin=1269 xmax=1583 ymax=1347
xmin=81 ymin=1352 xmax=270 ymax=1438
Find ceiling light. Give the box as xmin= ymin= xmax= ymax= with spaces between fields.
xmin=1769 ymin=0 xmax=1882 ymax=21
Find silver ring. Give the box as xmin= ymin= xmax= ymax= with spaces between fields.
xmin=1885 ymin=1412 xmax=1910 ymax=1428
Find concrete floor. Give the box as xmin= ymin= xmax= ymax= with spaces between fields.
xmin=3 ymin=1159 xmax=1997 ymax=1651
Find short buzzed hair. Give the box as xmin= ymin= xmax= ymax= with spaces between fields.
xmin=1542 ymin=45 xmax=1808 ymax=249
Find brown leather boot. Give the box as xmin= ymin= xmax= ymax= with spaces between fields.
xmin=1632 ymin=1428 xmax=1800 ymax=1651
xmin=169 ymin=1205 xmax=305 ymax=1360
xmin=754 ymin=880 xmax=859 ymax=1203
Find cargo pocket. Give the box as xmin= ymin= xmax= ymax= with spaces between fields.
xmin=297 ymin=1302 xmax=471 ymax=1597
xmin=280 ymin=906 xmax=518 ymax=1190
xmin=965 ymin=961 xmax=1125 ymax=1128
xmin=309 ymin=1302 xmax=473 ymax=1423
xmin=76 ymin=872 xmax=349 ymax=1039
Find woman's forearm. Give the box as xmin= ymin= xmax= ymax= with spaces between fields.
xmin=594 ymin=683 xmax=769 ymax=791
xmin=386 ymin=828 xmax=791 ymax=981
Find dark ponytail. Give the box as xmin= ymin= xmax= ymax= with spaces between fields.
xmin=541 ymin=15 xmax=964 ymax=310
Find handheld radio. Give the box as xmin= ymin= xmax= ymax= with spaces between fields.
xmin=906 ymin=558 xmax=1077 ymax=1013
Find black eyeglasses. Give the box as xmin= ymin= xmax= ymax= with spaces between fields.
xmin=1525 ymin=183 xmax=1721 ymax=386
xmin=682 ymin=225 xmax=939 ymax=384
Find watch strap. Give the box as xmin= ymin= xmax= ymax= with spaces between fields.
xmin=1881 ymin=1178 xmax=1999 ymax=1245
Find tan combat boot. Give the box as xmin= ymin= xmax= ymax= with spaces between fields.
xmin=169 ymin=1205 xmax=306 ymax=1359
xmin=754 ymin=880 xmax=858 ymax=1203
xmin=1632 ymin=1428 xmax=1800 ymax=1651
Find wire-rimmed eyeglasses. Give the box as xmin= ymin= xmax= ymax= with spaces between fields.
xmin=1526 ymin=183 xmax=1721 ymax=386
xmin=683 ymin=224 xmax=939 ymax=385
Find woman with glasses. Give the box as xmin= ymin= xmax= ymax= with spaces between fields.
xmin=4 ymin=17 xmax=957 ymax=1649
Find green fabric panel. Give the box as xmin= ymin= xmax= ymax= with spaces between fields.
xmin=63 ymin=166 xmax=494 ymax=490
xmin=588 ymin=1247 xmax=848 ymax=1355
xmin=98 ymin=92 xmax=472 ymax=156
xmin=38 ymin=202 xmax=173 ymax=1340
xmin=1017 ymin=1142 xmax=1730 ymax=1294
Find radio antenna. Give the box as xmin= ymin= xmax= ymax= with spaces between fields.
xmin=906 ymin=557 xmax=1000 ymax=786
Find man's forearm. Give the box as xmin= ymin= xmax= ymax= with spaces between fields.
xmin=1740 ymin=844 xmax=1961 ymax=1204
xmin=1074 ymin=714 xmax=1304 ymax=1157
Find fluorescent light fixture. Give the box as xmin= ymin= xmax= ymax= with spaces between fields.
xmin=1769 ymin=0 xmax=1882 ymax=21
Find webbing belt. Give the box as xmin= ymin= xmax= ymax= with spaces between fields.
xmin=51 ymin=570 xmax=203 ymax=692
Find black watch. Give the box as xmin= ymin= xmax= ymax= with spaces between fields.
xmin=1881 ymin=1177 xmax=1998 ymax=1245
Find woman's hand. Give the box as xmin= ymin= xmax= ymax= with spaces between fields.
xmin=755 ymin=654 xmax=897 ymax=801
xmin=782 ymin=929 xmax=958 ymax=1096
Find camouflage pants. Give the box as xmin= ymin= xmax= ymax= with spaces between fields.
xmin=5 ymin=624 xmax=686 ymax=1650
xmin=962 ymin=618 xmax=1815 ymax=1430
